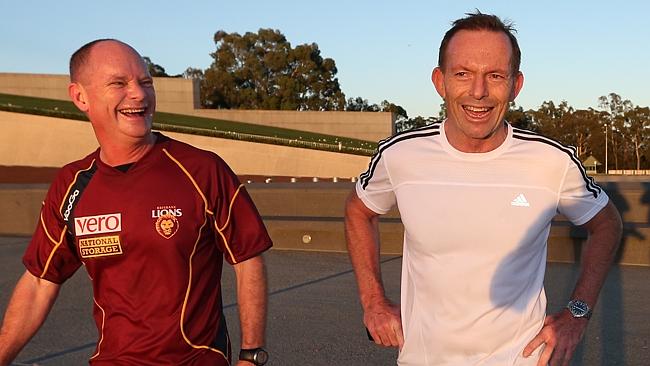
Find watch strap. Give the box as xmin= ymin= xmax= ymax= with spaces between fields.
xmin=239 ymin=347 xmax=268 ymax=365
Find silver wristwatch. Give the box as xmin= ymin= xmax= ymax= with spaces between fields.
xmin=567 ymin=299 xmax=592 ymax=319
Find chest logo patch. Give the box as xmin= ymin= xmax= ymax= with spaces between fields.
xmin=152 ymin=206 xmax=182 ymax=239
xmin=75 ymin=213 xmax=122 ymax=237
xmin=79 ymin=235 xmax=123 ymax=258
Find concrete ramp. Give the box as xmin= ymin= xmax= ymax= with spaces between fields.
xmin=0 ymin=110 xmax=370 ymax=178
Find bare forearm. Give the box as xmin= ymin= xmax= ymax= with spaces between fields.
xmin=234 ymin=256 xmax=267 ymax=348
xmin=571 ymin=201 xmax=623 ymax=306
xmin=344 ymin=192 xmax=386 ymax=309
xmin=0 ymin=271 xmax=60 ymax=365
xmin=524 ymin=202 xmax=623 ymax=364
xmin=345 ymin=191 xmax=403 ymax=348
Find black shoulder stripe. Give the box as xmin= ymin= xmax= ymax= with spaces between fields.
xmin=360 ymin=123 xmax=441 ymax=189
xmin=62 ymin=161 xmax=98 ymax=243
xmin=512 ymin=130 xmax=601 ymax=196
xmin=360 ymin=123 xmax=441 ymax=184
xmin=512 ymin=132 xmax=602 ymax=198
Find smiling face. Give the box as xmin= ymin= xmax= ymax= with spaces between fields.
xmin=68 ymin=40 xmax=156 ymax=146
xmin=433 ymin=30 xmax=523 ymax=153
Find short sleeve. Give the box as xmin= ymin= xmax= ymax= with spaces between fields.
xmin=557 ymin=159 xmax=609 ymax=225
xmin=356 ymin=152 xmax=396 ymax=214
xmin=22 ymin=180 xmax=82 ymax=284
xmin=212 ymin=160 xmax=272 ymax=265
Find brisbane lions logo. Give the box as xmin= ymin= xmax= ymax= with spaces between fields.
xmin=155 ymin=214 xmax=179 ymax=239
xmin=152 ymin=206 xmax=182 ymax=239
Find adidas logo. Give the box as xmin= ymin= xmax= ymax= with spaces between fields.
xmin=511 ymin=194 xmax=530 ymax=207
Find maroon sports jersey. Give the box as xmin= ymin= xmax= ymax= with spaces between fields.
xmin=23 ymin=133 xmax=272 ymax=365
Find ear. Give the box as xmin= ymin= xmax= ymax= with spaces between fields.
xmin=68 ymin=82 xmax=89 ymax=112
xmin=432 ymin=67 xmax=446 ymax=99
xmin=510 ymin=71 xmax=524 ymax=101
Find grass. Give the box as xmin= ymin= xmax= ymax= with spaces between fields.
xmin=0 ymin=93 xmax=377 ymax=156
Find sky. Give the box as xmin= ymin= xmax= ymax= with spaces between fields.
xmin=2 ymin=0 xmax=649 ymax=118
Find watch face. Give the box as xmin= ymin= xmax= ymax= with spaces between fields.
xmin=254 ymin=350 xmax=269 ymax=365
xmin=569 ymin=300 xmax=589 ymax=317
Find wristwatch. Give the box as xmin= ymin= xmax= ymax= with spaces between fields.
xmin=239 ymin=347 xmax=269 ymax=365
xmin=566 ymin=299 xmax=592 ymax=319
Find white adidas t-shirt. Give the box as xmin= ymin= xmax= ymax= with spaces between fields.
xmin=356 ymin=121 xmax=608 ymax=366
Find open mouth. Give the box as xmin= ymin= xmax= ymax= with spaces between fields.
xmin=118 ymin=107 xmax=147 ymax=118
xmin=463 ymin=105 xmax=492 ymax=119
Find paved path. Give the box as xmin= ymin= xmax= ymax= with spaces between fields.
xmin=1 ymin=236 xmax=648 ymax=365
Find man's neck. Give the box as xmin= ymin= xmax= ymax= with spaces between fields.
xmin=98 ymin=133 xmax=157 ymax=167
xmin=445 ymin=121 xmax=508 ymax=153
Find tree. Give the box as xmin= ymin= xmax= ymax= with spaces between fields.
xmin=395 ymin=116 xmax=439 ymax=133
xmin=623 ymin=106 xmax=650 ymax=170
xmin=380 ymin=100 xmax=408 ymax=121
xmin=201 ymin=29 xmax=345 ymax=111
xmin=505 ymin=103 xmax=534 ymax=130
xmin=345 ymin=97 xmax=408 ymax=133
xmin=438 ymin=102 xmax=447 ymax=120
xmin=183 ymin=67 xmax=204 ymax=80
xmin=345 ymin=97 xmax=380 ymax=112
xmin=529 ymin=100 xmax=574 ymax=142
xmin=570 ymin=108 xmax=602 ymax=159
xmin=529 ymin=101 xmax=599 ymax=160
xmin=599 ymin=93 xmax=633 ymax=170
xmin=143 ymin=57 xmax=170 ymax=77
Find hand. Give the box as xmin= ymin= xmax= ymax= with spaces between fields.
xmin=236 ymin=360 xmax=255 ymax=366
xmin=523 ymin=310 xmax=589 ymax=366
xmin=363 ymin=297 xmax=403 ymax=349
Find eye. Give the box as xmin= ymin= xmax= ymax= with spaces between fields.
xmin=109 ymin=80 xmax=126 ymax=87
xmin=489 ymin=73 xmax=505 ymax=80
xmin=140 ymin=78 xmax=154 ymax=87
xmin=455 ymin=71 xmax=467 ymax=77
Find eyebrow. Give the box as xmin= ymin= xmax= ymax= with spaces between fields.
xmin=449 ymin=63 xmax=510 ymax=74
xmin=105 ymin=73 xmax=152 ymax=82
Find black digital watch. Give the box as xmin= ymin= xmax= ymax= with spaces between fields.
xmin=239 ymin=347 xmax=269 ymax=365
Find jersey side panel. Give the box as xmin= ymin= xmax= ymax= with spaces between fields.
xmin=22 ymin=153 xmax=98 ymax=283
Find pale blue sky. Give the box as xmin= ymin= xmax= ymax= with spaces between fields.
xmin=2 ymin=0 xmax=648 ymax=118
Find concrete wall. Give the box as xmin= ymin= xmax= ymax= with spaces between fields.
xmin=2 ymin=182 xmax=647 ymax=266
xmin=190 ymin=109 xmax=394 ymax=142
xmin=0 ymin=73 xmax=199 ymax=115
xmin=248 ymin=182 xmax=650 ymax=266
xmin=0 ymin=73 xmax=70 ymax=101
xmin=0 ymin=72 xmax=393 ymax=141
xmin=0 ymin=111 xmax=370 ymax=178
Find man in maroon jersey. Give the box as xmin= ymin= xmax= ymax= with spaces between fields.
xmin=0 ymin=39 xmax=272 ymax=366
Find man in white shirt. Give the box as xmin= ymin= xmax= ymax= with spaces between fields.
xmin=345 ymin=11 xmax=622 ymax=366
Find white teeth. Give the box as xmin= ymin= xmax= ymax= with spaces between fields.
xmin=464 ymin=106 xmax=490 ymax=112
xmin=120 ymin=108 xmax=145 ymax=114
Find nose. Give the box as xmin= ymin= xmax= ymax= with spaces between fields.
xmin=127 ymin=81 xmax=147 ymax=101
xmin=469 ymin=75 xmax=488 ymax=99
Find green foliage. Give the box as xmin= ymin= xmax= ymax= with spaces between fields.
xmin=143 ymin=57 xmax=173 ymax=77
xmin=182 ymin=67 xmax=204 ymax=80
xmin=518 ymin=93 xmax=650 ymax=170
xmin=438 ymin=102 xmax=447 ymax=120
xmin=380 ymin=100 xmax=408 ymax=121
xmin=622 ymin=106 xmax=650 ymax=170
xmin=505 ymin=103 xmax=534 ymax=130
xmin=345 ymin=97 xmax=381 ymax=112
xmin=395 ymin=116 xmax=439 ymax=132
xmin=201 ymin=29 xmax=346 ymax=111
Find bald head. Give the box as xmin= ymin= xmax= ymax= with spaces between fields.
xmin=69 ymin=39 xmax=144 ymax=83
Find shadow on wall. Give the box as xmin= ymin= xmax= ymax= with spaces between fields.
xmin=569 ymin=181 xmax=650 ymax=365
